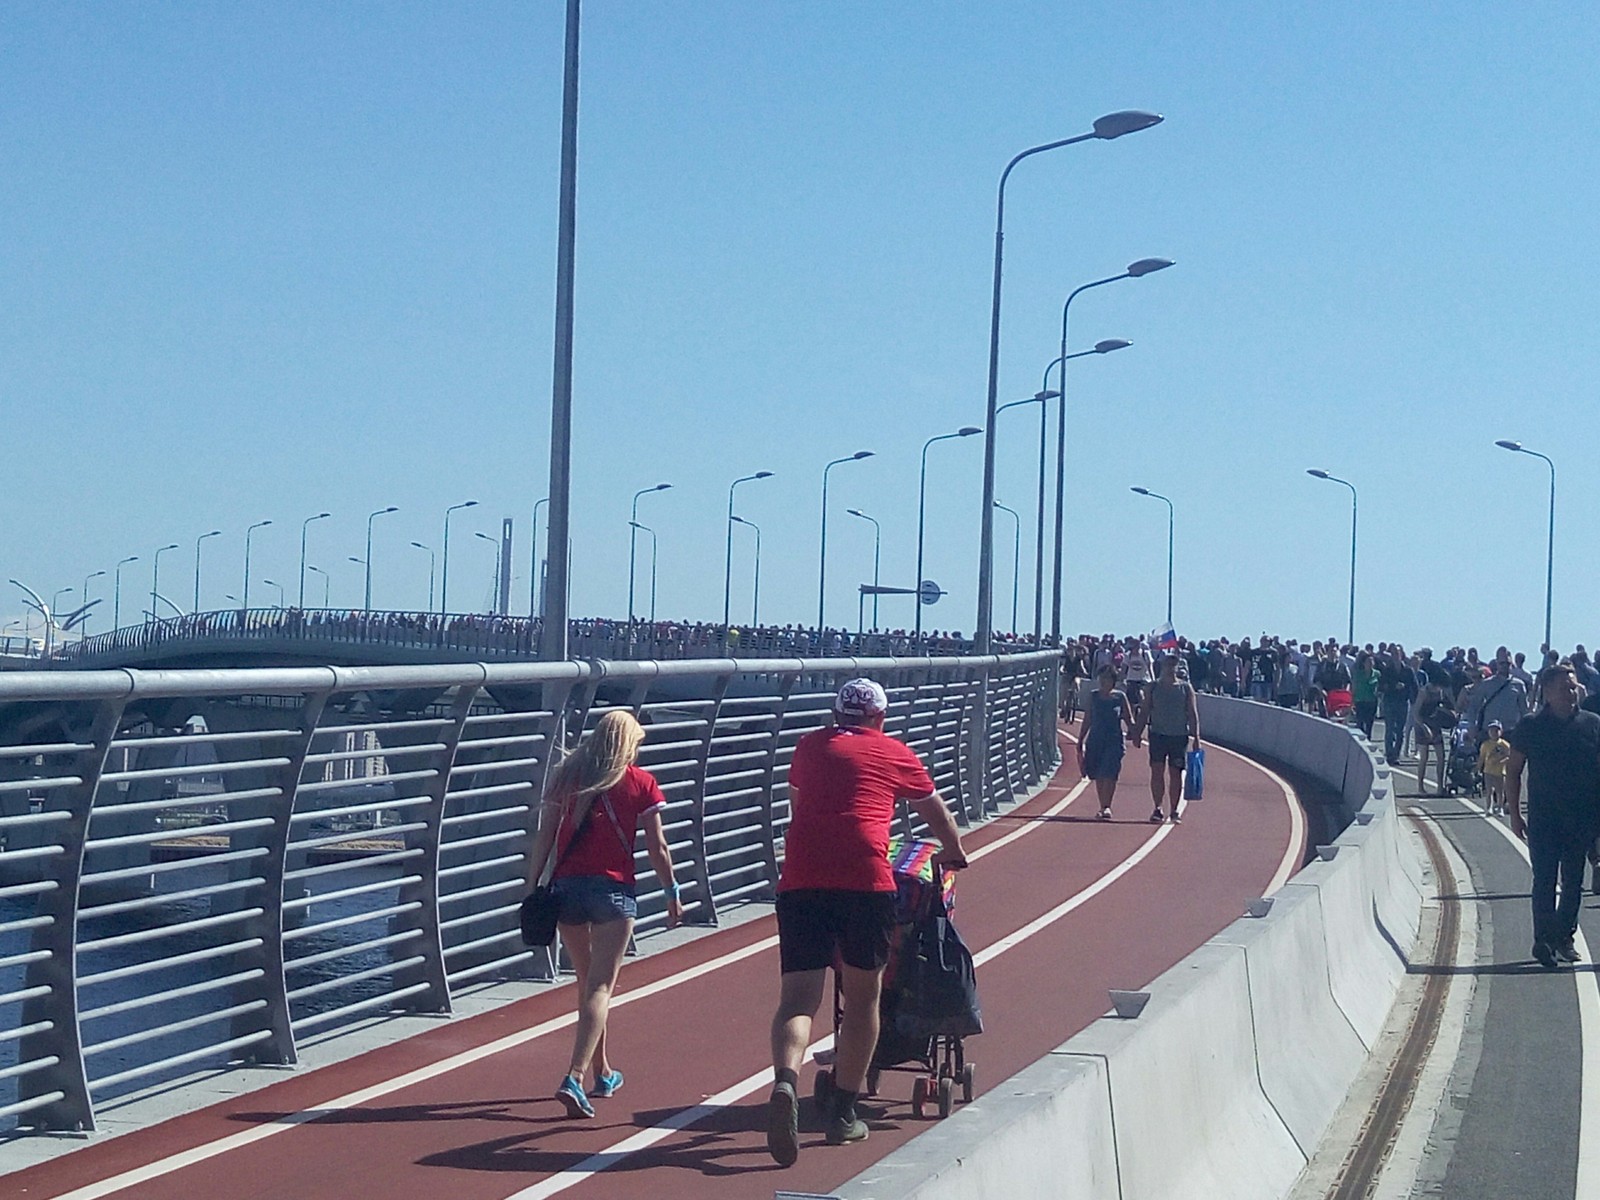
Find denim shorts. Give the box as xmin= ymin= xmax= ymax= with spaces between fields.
xmin=551 ymin=875 xmax=637 ymax=925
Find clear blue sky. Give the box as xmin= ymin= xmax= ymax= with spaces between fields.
xmin=5 ymin=2 xmax=1598 ymax=654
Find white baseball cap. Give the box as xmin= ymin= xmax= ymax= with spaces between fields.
xmin=835 ymin=678 xmax=888 ymax=718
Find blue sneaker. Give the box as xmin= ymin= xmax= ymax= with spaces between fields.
xmin=592 ymin=1069 xmax=624 ymax=1098
xmin=556 ymin=1074 xmax=595 ymax=1118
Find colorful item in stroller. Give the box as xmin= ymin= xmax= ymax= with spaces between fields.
xmin=1447 ymin=718 xmax=1481 ymax=796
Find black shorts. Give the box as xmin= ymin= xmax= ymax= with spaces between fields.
xmin=775 ymin=889 xmax=896 ymax=974
xmin=1148 ymin=732 xmax=1188 ymax=770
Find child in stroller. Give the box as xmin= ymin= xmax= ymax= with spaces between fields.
xmin=1447 ymin=717 xmax=1482 ymax=797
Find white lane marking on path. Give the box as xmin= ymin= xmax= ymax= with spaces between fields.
xmin=44 ymin=740 xmax=1088 ymax=1200
xmin=1199 ymin=740 xmax=1305 ymax=895
xmin=1394 ymin=766 xmax=1600 ymax=1200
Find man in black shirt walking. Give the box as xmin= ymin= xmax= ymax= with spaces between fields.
xmin=1507 ymin=664 xmax=1600 ymax=968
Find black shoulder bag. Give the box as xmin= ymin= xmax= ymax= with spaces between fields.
xmin=518 ymin=797 xmax=596 ymax=947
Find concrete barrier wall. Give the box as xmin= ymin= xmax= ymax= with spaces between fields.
xmin=842 ymin=698 xmax=1425 ymax=1200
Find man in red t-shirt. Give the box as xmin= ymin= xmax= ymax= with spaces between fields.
xmin=766 ymin=678 xmax=968 ymax=1165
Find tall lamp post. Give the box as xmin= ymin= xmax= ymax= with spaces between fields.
xmin=1496 ymin=439 xmax=1557 ymax=651
xmin=441 ymin=499 xmax=479 ymax=615
xmin=977 ymin=111 xmax=1163 ymax=654
xmin=113 ymin=556 xmax=139 ymax=628
xmin=628 ymin=522 xmax=659 ymax=623
xmin=628 ymin=483 xmax=672 ymax=623
xmin=81 ymin=570 xmax=106 ymax=636
xmin=410 ymin=542 xmax=436 ymax=611
xmin=193 ymin=530 xmax=222 ymax=612
xmin=993 ymin=501 xmax=1022 ymax=634
xmin=996 ymin=389 xmax=1060 ymax=642
xmin=475 ymin=531 xmax=504 ymax=613
xmin=724 ymin=471 xmax=774 ymax=630
xmin=261 ymin=578 xmax=285 ymax=610
xmin=1129 ymin=488 xmax=1175 ymax=626
xmin=151 ymin=543 xmax=180 ymax=620
xmin=299 ymin=512 xmax=331 ymax=608
xmin=242 ymin=520 xmax=272 ymax=610
xmin=529 ymin=497 xmax=548 ymax=617
xmin=819 ymin=451 xmax=874 ymax=630
xmin=1051 ymin=258 xmax=1173 ymax=644
xmin=307 ymin=564 xmax=330 ymax=609
xmin=364 ymin=506 xmax=399 ymax=612
xmin=1306 ymin=470 xmax=1358 ymax=646
xmin=917 ymin=427 xmax=982 ymax=641
xmin=845 ymin=509 xmax=881 ymax=630
xmin=731 ymin=515 xmax=762 ymax=625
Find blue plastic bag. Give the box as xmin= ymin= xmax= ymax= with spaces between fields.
xmin=1184 ymin=747 xmax=1205 ymax=800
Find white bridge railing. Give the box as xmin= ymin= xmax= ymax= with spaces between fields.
xmin=0 ymin=651 xmax=1059 ymax=1133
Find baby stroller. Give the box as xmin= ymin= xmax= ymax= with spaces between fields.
xmin=813 ymin=836 xmax=983 ymax=1120
xmin=1446 ymin=718 xmax=1482 ymax=797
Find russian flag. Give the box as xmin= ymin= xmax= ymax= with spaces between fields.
xmin=1152 ymin=621 xmax=1178 ymax=652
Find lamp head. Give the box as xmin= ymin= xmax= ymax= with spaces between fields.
xmin=654 ymin=482 xmax=673 ymax=491
xmin=348 ymin=556 xmax=364 ymax=565
xmin=1307 ymin=468 xmax=1331 ymax=479
xmin=316 ymin=511 xmax=331 ymax=519
xmin=958 ymin=426 xmax=982 ymax=437
xmin=1495 ymin=439 xmax=1523 ymax=452
xmin=160 ymin=543 xmax=179 ymax=552
xmin=1094 ymin=339 xmax=1132 ymax=353
xmin=474 ymin=531 xmax=494 ymax=542
xmin=755 ymin=470 xmax=774 ymax=479
xmin=1127 ymin=257 xmax=1175 ymax=277
xmin=852 ymin=450 xmax=875 ymax=460
xmin=382 ymin=506 xmax=398 ymax=515
xmin=1131 ymin=486 xmax=1150 ymax=496
xmin=120 ymin=556 xmax=139 ymax=565
xmin=1093 ymin=111 xmax=1164 ymax=139
xmin=205 ymin=529 xmax=222 ymax=537
xmin=410 ymin=541 xmax=428 ymax=550
xmin=1034 ymin=389 xmax=1061 ymax=401
xmin=847 ymin=508 xmax=864 ymax=517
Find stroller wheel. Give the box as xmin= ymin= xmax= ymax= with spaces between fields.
xmin=961 ymin=1062 xmax=975 ymax=1103
xmin=937 ymin=1075 xmax=954 ymax=1118
xmin=866 ymin=1065 xmax=881 ymax=1097
xmin=812 ymin=1068 xmax=834 ymax=1107
xmin=912 ymin=1075 xmax=929 ymax=1118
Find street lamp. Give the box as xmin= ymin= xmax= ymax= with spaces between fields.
xmin=1496 ymin=440 xmax=1557 ymax=650
xmin=475 ymin=531 xmax=504 ymax=613
xmin=730 ymin=515 xmax=762 ymax=626
xmin=441 ymin=500 xmax=479 ymax=615
xmin=819 ymin=451 xmax=874 ymax=629
xmin=1052 ymin=260 xmax=1173 ymax=644
xmin=243 ymin=520 xmax=272 ymax=610
xmin=299 ymin=512 xmax=331 ymax=607
xmin=261 ymin=578 xmax=285 ymax=609
xmin=1306 ymin=470 xmax=1358 ymax=645
xmin=410 ymin=542 xmax=436 ymax=611
xmin=306 ymin=564 xmax=330 ymax=609
xmin=629 ymin=483 xmax=672 ymax=623
xmin=724 ymin=471 xmax=774 ymax=630
xmin=917 ymin=427 xmax=982 ymax=641
xmin=113 ymin=556 xmax=139 ymax=628
xmin=978 ymin=113 xmax=1164 ymax=653
xmin=365 ymin=506 xmax=399 ymax=612
xmin=996 ymin=389 xmax=1061 ymax=642
xmin=529 ymin=497 xmax=548 ymax=617
xmin=193 ymin=530 xmax=222 ymax=611
xmin=1130 ymin=488 xmax=1175 ymax=626
xmin=151 ymin=543 xmax=180 ymax=620
xmin=846 ymin=509 xmax=881 ymax=630
xmin=993 ymin=502 xmax=1022 ymax=635
xmin=81 ymin=570 xmax=106 ymax=636
xmin=628 ymin=522 xmax=660 ymax=623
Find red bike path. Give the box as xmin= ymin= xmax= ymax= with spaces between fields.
xmin=12 ymin=731 xmax=1304 ymax=1200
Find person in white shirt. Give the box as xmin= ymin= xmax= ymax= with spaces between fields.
xmin=1122 ymin=638 xmax=1154 ymax=708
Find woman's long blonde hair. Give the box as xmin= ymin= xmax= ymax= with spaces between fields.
xmin=542 ymin=710 xmax=646 ymax=815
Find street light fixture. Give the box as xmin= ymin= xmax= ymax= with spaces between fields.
xmin=529 ymin=497 xmax=548 ymax=618
xmin=114 ymin=556 xmax=139 ymax=629
xmin=1306 ymin=470 xmax=1358 ymax=645
xmin=243 ymin=520 xmax=272 ymax=610
xmin=81 ymin=570 xmax=106 ymax=637
xmin=819 ymin=451 xmax=874 ymax=629
xmin=629 ymin=483 xmax=672 ymax=623
xmin=993 ymin=501 xmax=1022 ymax=635
xmin=1129 ymin=488 xmax=1175 ymax=625
xmin=1495 ymin=440 xmax=1557 ymax=651
xmin=475 ymin=532 xmax=504 ymax=613
xmin=365 ymin=506 xmax=399 ymax=612
xmin=441 ymin=500 xmax=479 ymax=615
xmin=306 ymin=564 xmax=330 ymax=609
xmin=995 ymin=389 xmax=1061 ymax=643
xmin=410 ymin=542 xmax=436 ymax=611
xmin=261 ymin=578 xmax=285 ymax=609
xmin=917 ymin=427 xmax=982 ymax=641
xmin=978 ymin=114 xmax=1164 ymax=654
xmin=628 ymin=521 xmax=660 ymax=623
xmin=845 ymin=509 xmax=881 ymax=630
xmin=151 ymin=543 xmax=180 ymax=621
xmin=299 ymin=512 xmax=331 ymax=607
xmin=730 ymin=515 xmax=762 ymax=626
xmin=724 ymin=472 xmax=774 ymax=631
xmin=1051 ymin=259 xmax=1173 ymax=644
xmin=193 ymin=530 xmax=222 ymax=612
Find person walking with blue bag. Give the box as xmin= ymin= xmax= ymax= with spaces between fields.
xmin=1133 ymin=653 xmax=1201 ymax=824
xmin=524 ymin=710 xmax=684 ymax=1118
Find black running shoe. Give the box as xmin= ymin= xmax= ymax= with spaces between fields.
xmin=1533 ymin=941 xmax=1560 ymax=969
xmin=1555 ymin=937 xmax=1582 ymax=963
xmin=766 ymin=1082 xmax=799 ymax=1167
xmin=826 ymin=1110 xmax=869 ymax=1146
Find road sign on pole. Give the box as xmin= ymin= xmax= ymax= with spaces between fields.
xmin=918 ymin=579 xmax=943 ymax=606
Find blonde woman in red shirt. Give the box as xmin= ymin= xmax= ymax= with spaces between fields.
xmin=527 ymin=710 xmax=684 ymax=1118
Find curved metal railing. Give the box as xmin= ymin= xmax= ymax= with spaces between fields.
xmin=0 ymin=650 xmax=1059 ymax=1133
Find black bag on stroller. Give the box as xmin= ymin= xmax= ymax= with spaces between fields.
xmin=888 ymin=912 xmax=983 ymax=1041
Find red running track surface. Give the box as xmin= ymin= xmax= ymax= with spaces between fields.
xmin=12 ymin=732 xmax=1303 ymax=1200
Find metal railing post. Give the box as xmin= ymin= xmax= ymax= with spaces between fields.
xmin=757 ymin=672 xmax=799 ymax=895
xmin=687 ymin=673 xmax=731 ymax=925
